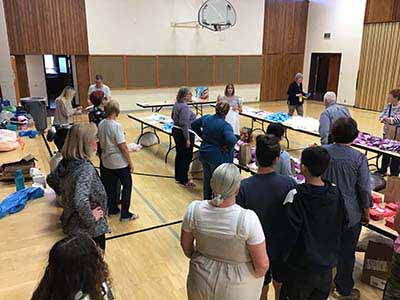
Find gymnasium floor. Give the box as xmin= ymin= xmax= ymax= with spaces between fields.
xmin=0 ymin=100 xmax=385 ymax=299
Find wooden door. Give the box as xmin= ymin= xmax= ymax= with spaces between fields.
xmin=327 ymin=54 xmax=341 ymax=93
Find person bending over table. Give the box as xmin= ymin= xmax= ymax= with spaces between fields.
xmin=181 ymin=163 xmax=269 ymax=300
xmin=88 ymin=74 xmax=112 ymax=102
xmin=172 ymin=87 xmax=196 ymax=187
xmin=53 ymin=86 xmax=82 ymax=125
xmin=191 ymin=102 xmax=237 ymax=199
xmin=218 ymin=83 xmax=243 ymax=135
xmin=46 ymin=123 xmax=109 ymax=250
xmin=287 ymin=73 xmax=307 ymax=116
xmin=323 ymin=117 xmax=372 ymax=300
xmin=98 ymin=100 xmax=138 ymax=222
xmin=379 ymin=89 xmax=400 ymax=176
xmin=319 ymin=91 xmax=351 ymax=145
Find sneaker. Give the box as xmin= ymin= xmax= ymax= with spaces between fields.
xmin=330 ymin=288 xmax=360 ymax=300
xmin=120 ymin=212 xmax=139 ymax=222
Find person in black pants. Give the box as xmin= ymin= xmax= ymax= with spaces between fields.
xmin=287 ymin=73 xmax=308 ymax=116
xmin=98 ymin=100 xmax=138 ymax=222
xmin=172 ymin=87 xmax=196 ymax=187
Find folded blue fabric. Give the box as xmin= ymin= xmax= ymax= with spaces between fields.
xmin=18 ymin=130 xmax=38 ymax=138
xmin=265 ymin=112 xmax=290 ymax=123
xmin=162 ymin=122 xmax=174 ymax=132
xmin=0 ymin=187 xmax=44 ymax=219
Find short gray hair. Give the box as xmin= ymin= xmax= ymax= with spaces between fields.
xmin=176 ymin=87 xmax=191 ymax=103
xmin=295 ymin=73 xmax=303 ymax=81
xmin=209 ymin=163 xmax=241 ymax=206
xmin=324 ymin=91 xmax=337 ymax=105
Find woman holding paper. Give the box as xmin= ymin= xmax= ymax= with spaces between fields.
xmin=287 ymin=73 xmax=307 ymax=117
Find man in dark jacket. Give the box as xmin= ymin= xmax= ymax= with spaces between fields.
xmin=287 ymin=73 xmax=308 ymax=116
xmin=280 ymin=146 xmax=347 ymax=300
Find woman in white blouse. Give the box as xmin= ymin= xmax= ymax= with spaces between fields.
xmin=181 ymin=163 xmax=269 ymax=300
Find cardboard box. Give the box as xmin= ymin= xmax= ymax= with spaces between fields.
xmin=361 ymin=241 xmax=393 ymax=290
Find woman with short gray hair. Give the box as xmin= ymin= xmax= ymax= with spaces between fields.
xmin=172 ymin=87 xmax=196 ymax=187
xmin=181 ymin=163 xmax=269 ymax=300
xmin=287 ymin=73 xmax=307 ymax=116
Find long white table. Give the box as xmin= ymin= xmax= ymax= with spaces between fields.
xmin=136 ymin=100 xmax=216 ymax=116
xmin=239 ymin=106 xmax=400 ymax=161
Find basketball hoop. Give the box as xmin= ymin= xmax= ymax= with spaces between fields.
xmin=198 ymin=0 xmax=237 ymax=32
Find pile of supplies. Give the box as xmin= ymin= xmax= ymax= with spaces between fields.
xmin=369 ymin=192 xmax=398 ymax=230
xmin=354 ymin=132 xmax=400 ymax=153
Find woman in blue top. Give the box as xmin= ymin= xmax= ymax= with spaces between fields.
xmin=191 ymin=102 xmax=237 ymax=199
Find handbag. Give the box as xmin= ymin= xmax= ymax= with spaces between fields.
xmin=386 ymin=124 xmax=400 ymax=141
xmin=384 ymin=176 xmax=400 ymax=203
xmin=0 ymin=154 xmax=36 ymax=180
xmin=239 ymin=143 xmax=252 ymax=166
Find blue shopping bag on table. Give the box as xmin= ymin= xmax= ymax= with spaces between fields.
xmin=0 ymin=187 xmax=44 ymax=219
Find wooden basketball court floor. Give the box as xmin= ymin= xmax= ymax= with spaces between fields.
xmin=0 ymin=101 xmax=385 ymax=299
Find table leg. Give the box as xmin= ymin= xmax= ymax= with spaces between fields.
xmin=165 ymin=134 xmax=176 ymax=163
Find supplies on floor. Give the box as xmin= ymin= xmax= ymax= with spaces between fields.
xmin=30 ymin=168 xmax=46 ymax=188
xmin=0 ymin=154 xmax=36 ymax=180
xmin=361 ymin=241 xmax=393 ymax=290
xmin=0 ymin=129 xmax=20 ymax=152
xmin=127 ymin=143 xmax=142 ymax=152
xmin=0 ymin=187 xmax=44 ymax=219
xmin=18 ymin=130 xmax=38 ymax=139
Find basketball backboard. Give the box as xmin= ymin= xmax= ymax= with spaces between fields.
xmin=198 ymin=0 xmax=236 ymax=32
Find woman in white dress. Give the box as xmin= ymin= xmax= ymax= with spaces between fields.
xmin=181 ymin=163 xmax=269 ymax=300
xmin=218 ymin=83 xmax=243 ymax=135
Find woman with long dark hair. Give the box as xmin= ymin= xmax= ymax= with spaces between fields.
xmin=172 ymin=87 xmax=196 ymax=187
xmin=218 ymin=83 xmax=242 ymax=135
xmin=32 ymin=233 xmax=112 ymax=300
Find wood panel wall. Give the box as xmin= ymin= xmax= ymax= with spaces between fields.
xmin=260 ymin=0 xmax=309 ymax=101
xmin=3 ymin=0 xmax=89 ymax=55
xmin=75 ymin=55 xmax=90 ymax=107
xmin=89 ymin=55 xmax=262 ymax=90
xmin=365 ymin=0 xmax=400 ymax=23
xmin=355 ymin=22 xmax=400 ymax=111
xmin=14 ymin=55 xmax=30 ymax=98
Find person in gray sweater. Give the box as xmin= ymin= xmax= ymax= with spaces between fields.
xmin=172 ymin=87 xmax=197 ymax=187
xmin=319 ymin=92 xmax=351 ymax=145
xmin=47 ymin=123 xmax=110 ymax=250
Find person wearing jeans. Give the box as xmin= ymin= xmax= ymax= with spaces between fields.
xmin=323 ymin=117 xmax=372 ymax=300
xmin=98 ymin=100 xmax=138 ymax=222
xmin=172 ymin=87 xmax=196 ymax=187
xmin=191 ymin=102 xmax=237 ymax=199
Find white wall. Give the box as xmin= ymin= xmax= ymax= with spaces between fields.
xmin=0 ymin=0 xmax=16 ymax=103
xmin=303 ymin=0 xmax=367 ymax=106
xmin=85 ymin=0 xmax=264 ymax=55
xmin=25 ymin=55 xmax=47 ymax=99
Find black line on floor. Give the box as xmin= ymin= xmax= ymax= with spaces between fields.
xmin=105 ymin=220 xmax=183 ymax=241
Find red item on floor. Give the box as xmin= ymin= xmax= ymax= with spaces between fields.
xmin=372 ymin=192 xmax=383 ymax=204
xmin=386 ymin=202 xmax=398 ymax=212
xmin=383 ymin=209 xmax=396 ymax=218
xmin=370 ymin=209 xmax=384 ymax=221
xmin=386 ymin=217 xmax=395 ymax=229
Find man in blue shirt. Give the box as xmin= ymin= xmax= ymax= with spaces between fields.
xmin=191 ymin=102 xmax=237 ymax=199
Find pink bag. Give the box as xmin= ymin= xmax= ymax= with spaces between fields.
xmin=0 ymin=129 xmax=19 ymax=152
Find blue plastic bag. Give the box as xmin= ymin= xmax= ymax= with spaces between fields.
xmin=0 ymin=187 xmax=44 ymax=219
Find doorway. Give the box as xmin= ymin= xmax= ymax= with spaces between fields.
xmin=43 ymin=55 xmax=73 ymax=108
xmin=308 ymin=53 xmax=341 ymax=101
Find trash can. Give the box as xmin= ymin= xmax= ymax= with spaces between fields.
xmin=20 ymin=97 xmax=48 ymax=132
